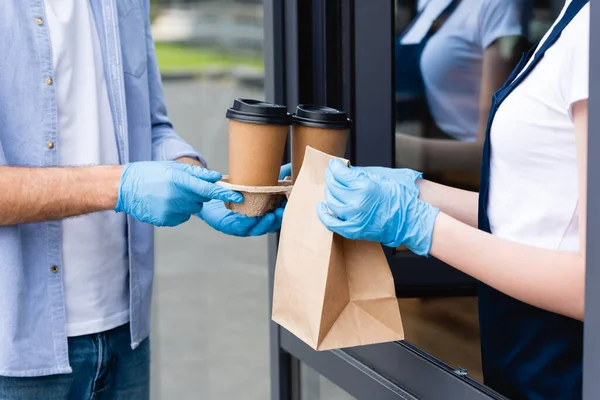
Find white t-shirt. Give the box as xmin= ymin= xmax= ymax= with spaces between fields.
xmin=403 ymin=0 xmax=525 ymax=141
xmin=487 ymin=0 xmax=589 ymax=253
xmin=45 ymin=0 xmax=130 ymax=336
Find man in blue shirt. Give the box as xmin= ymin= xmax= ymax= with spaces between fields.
xmin=0 ymin=1 xmax=284 ymax=398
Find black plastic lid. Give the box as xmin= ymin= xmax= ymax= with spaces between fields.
xmin=226 ymin=98 xmax=292 ymax=126
xmin=292 ymin=105 xmax=352 ymax=129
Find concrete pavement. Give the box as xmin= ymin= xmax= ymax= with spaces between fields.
xmin=151 ymin=79 xmax=270 ymax=400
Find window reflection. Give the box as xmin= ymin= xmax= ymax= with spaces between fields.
xmin=393 ymin=0 xmax=559 ymax=383
xmin=395 ymin=0 xmax=531 ymax=190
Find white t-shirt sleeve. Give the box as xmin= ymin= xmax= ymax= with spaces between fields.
xmin=560 ymin=5 xmax=590 ymax=113
xmin=477 ymin=0 xmax=525 ymax=49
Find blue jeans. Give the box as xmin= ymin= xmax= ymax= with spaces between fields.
xmin=0 ymin=324 xmax=150 ymax=400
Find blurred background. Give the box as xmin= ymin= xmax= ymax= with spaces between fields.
xmin=148 ymin=1 xmax=271 ymax=399
xmin=149 ymin=0 xmax=263 ymax=83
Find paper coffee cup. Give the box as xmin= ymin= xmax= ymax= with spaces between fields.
xmin=291 ymin=105 xmax=352 ymax=182
xmin=226 ymin=99 xmax=292 ymax=186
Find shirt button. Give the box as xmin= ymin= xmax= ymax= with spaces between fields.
xmin=36 ymin=17 xmax=44 ymax=25
xmin=45 ymin=77 xmax=53 ymax=85
xmin=47 ymin=141 xmax=55 ymax=149
xmin=50 ymin=265 xmax=59 ymax=273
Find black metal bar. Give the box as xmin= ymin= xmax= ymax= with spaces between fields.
xmin=268 ymin=233 xmax=293 ymax=400
xmin=341 ymin=0 xmax=355 ymax=163
xmin=281 ymin=330 xmax=419 ymax=400
xmin=311 ymin=0 xmax=327 ymax=105
xmin=281 ymin=328 xmax=508 ymax=400
xmin=285 ymin=0 xmax=301 ymax=111
xmin=264 ymin=0 xmax=286 ymax=105
xmin=392 ymin=255 xmax=477 ymax=297
xmin=323 ymin=0 xmax=344 ymax=109
xmin=264 ymin=1 xmax=292 ymax=399
xmin=346 ymin=341 xmax=508 ymax=400
xmin=583 ymin=0 xmax=600 ymax=398
xmin=352 ymin=0 xmax=395 ymax=168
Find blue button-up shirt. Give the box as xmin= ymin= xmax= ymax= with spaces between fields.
xmin=0 ymin=0 xmax=205 ymax=376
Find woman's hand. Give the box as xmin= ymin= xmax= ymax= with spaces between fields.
xmin=316 ymin=159 xmax=439 ymax=256
xmin=357 ymin=166 xmax=422 ymax=195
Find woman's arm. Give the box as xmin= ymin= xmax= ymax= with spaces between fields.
xmin=430 ymin=214 xmax=584 ymax=320
xmin=429 ymin=100 xmax=589 ymax=321
xmin=418 ymin=179 xmax=479 ymax=228
xmin=395 ymin=37 xmax=519 ymax=173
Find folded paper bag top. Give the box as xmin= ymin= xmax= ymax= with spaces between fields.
xmin=272 ymin=146 xmax=404 ymax=351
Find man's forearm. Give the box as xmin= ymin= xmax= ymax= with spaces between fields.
xmin=0 ymin=165 xmax=122 ymax=226
xmin=418 ymin=179 xmax=479 ymax=228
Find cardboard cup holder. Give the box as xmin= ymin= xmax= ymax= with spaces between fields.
xmin=216 ymin=176 xmax=293 ymax=217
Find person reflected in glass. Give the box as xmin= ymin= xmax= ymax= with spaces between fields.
xmin=395 ymin=0 xmax=530 ymax=189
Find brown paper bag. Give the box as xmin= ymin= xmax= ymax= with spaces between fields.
xmin=272 ymin=146 xmax=404 ymax=350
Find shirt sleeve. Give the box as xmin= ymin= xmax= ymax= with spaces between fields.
xmin=0 ymin=139 xmax=6 ymax=165
xmin=478 ymin=0 xmax=527 ymax=49
xmin=560 ymin=5 xmax=590 ymax=114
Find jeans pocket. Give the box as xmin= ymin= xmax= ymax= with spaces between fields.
xmin=117 ymin=0 xmax=147 ymax=78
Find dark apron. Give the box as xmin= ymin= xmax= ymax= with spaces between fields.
xmin=395 ymin=0 xmax=459 ymax=125
xmin=478 ymin=1 xmax=588 ymax=398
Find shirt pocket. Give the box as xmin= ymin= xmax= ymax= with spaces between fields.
xmin=117 ymin=0 xmax=147 ymax=78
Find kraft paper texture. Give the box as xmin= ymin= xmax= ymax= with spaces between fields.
xmin=272 ymin=146 xmax=405 ymax=350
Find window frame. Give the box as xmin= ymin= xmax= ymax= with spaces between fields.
xmin=264 ymin=0 xmax=598 ymax=398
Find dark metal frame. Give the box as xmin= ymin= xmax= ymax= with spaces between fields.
xmin=265 ymin=0 xmax=598 ymax=399
xmin=583 ymin=1 xmax=599 ymax=399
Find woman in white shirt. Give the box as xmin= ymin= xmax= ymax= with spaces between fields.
xmin=320 ymin=0 xmax=589 ymax=398
xmin=395 ymin=0 xmax=529 ymax=187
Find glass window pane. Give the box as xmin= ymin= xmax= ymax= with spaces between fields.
xmin=398 ymin=297 xmax=482 ymax=381
xmin=300 ymin=363 xmax=356 ymax=400
xmin=150 ymin=1 xmax=268 ymax=399
xmin=393 ymin=0 xmax=562 ymax=384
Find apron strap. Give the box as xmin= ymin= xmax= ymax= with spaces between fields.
xmin=401 ymin=0 xmax=460 ymax=43
xmin=509 ymin=0 xmax=588 ymax=90
xmin=426 ymin=0 xmax=460 ymax=39
xmin=478 ymin=0 xmax=589 ymax=232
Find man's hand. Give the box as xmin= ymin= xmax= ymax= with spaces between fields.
xmin=115 ymin=161 xmax=243 ymax=227
xmin=279 ymin=163 xmax=291 ymax=180
xmin=197 ymin=200 xmax=284 ymax=236
xmin=197 ymin=164 xmax=291 ymax=236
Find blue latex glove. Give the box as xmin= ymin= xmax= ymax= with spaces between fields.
xmin=197 ymin=200 xmax=284 ymax=236
xmin=316 ymin=159 xmax=439 ymax=256
xmin=115 ymin=161 xmax=243 ymax=227
xmin=357 ymin=166 xmax=422 ymax=195
xmin=279 ymin=163 xmax=292 ymax=180
xmin=197 ymin=164 xmax=291 ymax=236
